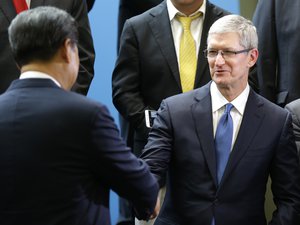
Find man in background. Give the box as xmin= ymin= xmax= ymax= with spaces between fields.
xmin=0 ymin=6 xmax=158 ymax=225
xmin=253 ymin=0 xmax=300 ymax=106
xmin=141 ymin=15 xmax=300 ymax=225
xmin=0 ymin=0 xmax=95 ymax=95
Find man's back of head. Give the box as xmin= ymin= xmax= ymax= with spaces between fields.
xmin=8 ymin=6 xmax=79 ymax=90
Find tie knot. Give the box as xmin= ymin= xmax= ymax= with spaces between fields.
xmin=176 ymin=12 xmax=201 ymax=30
xmin=224 ymin=103 xmax=234 ymax=114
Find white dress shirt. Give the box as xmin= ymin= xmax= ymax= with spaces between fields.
xmin=210 ymin=82 xmax=250 ymax=150
xmin=20 ymin=71 xmax=61 ymax=87
xmin=26 ymin=0 xmax=31 ymax=8
xmin=167 ymin=0 xmax=206 ymax=67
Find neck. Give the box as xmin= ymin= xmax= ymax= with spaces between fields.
xmin=171 ymin=0 xmax=203 ymax=16
xmin=217 ymin=84 xmax=247 ymax=102
xmin=21 ymin=63 xmax=65 ymax=89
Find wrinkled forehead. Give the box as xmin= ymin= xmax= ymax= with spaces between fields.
xmin=207 ymin=32 xmax=242 ymax=49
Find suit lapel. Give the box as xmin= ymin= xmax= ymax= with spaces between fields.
xmin=0 ymin=0 xmax=17 ymax=23
xmin=148 ymin=2 xmax=181 ymax=89
xmin=220 ymin=90 xmax=265 ymax=186
xmin=191 ymin=82 xmax=218 ymax=186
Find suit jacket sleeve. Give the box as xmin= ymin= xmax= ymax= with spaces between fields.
xmin=140 ymin=100 xmax=172 ymax=187
xmin=285 ymin=102 xmax=300 ymax=158
xmin=70 ymin=0 xmax=95 ymax=95
xmin=252 ymin=0 xmax=277 ymax=103
xmin=269 ymin=112 xmax=300 ymax=225
xmin=112 ymin=19 xmax=151 ymax=134
xmin=86 ymin=0 xmax=95 ymax=12
xmin=89 ymin=104 xmax=159 ymax=219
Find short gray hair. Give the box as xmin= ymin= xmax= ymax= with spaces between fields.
xmin=207 ymin=14 xmax=258 ymax=49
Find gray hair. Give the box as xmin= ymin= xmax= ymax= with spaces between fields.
xmin=8 ymin=6 xmax=78 ymax=67
xmin=207 ymin=14 xmax=258 ymax=49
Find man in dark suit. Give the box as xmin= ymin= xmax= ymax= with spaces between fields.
xmin=0 ymin=6 xmax=159 ymax=225
xmin=113 ymin=0 xmax=229 ymax=160
xmin=113 ymin=1 xmax=230 ymax=224
xmin=141 ymin=15 xmax=300 ymax=225
xmin=253 ymin=0 xmax=300 ymax=106
xmin=0 ymin=0 xmax=95 ymax=95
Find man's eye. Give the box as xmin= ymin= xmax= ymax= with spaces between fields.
xmin=208 ymin=50 xmax=218 ymax=56
xmin=222 ymin=51 xmax=235 ymax=56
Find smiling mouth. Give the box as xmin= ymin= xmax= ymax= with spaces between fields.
xmin=215 ymin=70 xmax=227 ymax=73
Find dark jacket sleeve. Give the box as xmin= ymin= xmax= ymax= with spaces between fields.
xmin=252 ymin=0 xmax=278 ymax=103
xmin=285 ymin=100 xmax=300 ymax=158
xmin=70 ymin=0 xmax=95 ymax=95
xmin=269 ymin=112 xmax=300 ymax=225
xmin=90 ymin=104 xmax=159 ymax=220
xmin=140 ymin=100 xmax=172 ymax=187
xmin=112 ymin=19 xmax=151 ymax=135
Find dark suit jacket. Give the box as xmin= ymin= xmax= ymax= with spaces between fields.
xmin=0 ymin=79 xmax=159 ymax=225
xmin=86 ymin=0 xmax=95 ymax=12
xmin=117 ymin=0 xmax=163 ymax=49
xmin=285 ymin=99 xmax=300 ymax=157
xmin=253 ymin=0 xmax=300 ymax=106
xmin=141 ymin=82 xmax=300 ymax=225
xmin=112 ymin=0 xmax=230 ymax=155
xmin=0 ymin=0 xmax=95 ymax=95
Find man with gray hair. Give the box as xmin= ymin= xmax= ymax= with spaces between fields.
xmin=141 ymin=15 xmax=300 ymax=225
xmin=0 ymin=6 xmax=158 ymax=225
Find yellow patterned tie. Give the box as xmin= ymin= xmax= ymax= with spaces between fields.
xmin=177 ymin=13 xmax=201 ymax=92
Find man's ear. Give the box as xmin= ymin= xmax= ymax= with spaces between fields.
xmin=248 ymin=48 xmax=259 ymax=68
xmin=60 ymin=39 xmax=73 ymax=63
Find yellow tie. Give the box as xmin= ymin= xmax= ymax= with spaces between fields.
xmin=177 ymin=13 xmax=201 ymax=92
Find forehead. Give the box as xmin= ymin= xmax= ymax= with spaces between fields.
xmin=207 ymin=32 xmax=241 ymax=49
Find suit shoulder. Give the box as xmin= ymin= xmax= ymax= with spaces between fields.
xmin=60 ymin=91 xmax=108 ymax=113
xmin=207 ymin=1 xmax=231 ymax=17
xmin=126 ymin=2 xmax=164 ymax=25
xmin=286 ymin=99 xmax=300 ymax=114
xmin=163 ymin=89 xmax=201 ymax=108
xmin=254 ymin=91 xmax=289 ymax=117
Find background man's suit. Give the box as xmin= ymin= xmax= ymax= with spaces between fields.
xmin=141 ymin=82 xmax=300 ymax=225
xmin=285 ymin=99 xmax=300 ymax=157
xmin=117 ymin=0 xmax=163 ymax=49
xmin=113 ymin=0 xmax=230 ymax=156
xmin=0 ymin=78 xmax=158 ymax=225
xmin=0 ymin=0 xmax=95 ymax=95
xmin=86 ymin=0 xmax=95 ymax=12
xmin=253 ymin=0 xmax=300 ymax=106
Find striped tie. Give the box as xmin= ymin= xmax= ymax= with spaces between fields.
xmin=176 ymin=12 xmax=201 ymax=92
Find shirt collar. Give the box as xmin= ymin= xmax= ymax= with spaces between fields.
xmin=20 ymin=71 xmax=61 ymax=87
xmin=167 ymin=0 xmax=206 ymax=20
xmin=211 ymin=81 xmax=250 ymax=116
xmin=26 ymin=0 xmax=31 ymax=8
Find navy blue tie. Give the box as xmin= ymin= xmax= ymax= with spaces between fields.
xmin=215 ymin=103 xmax=234 ymax=184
